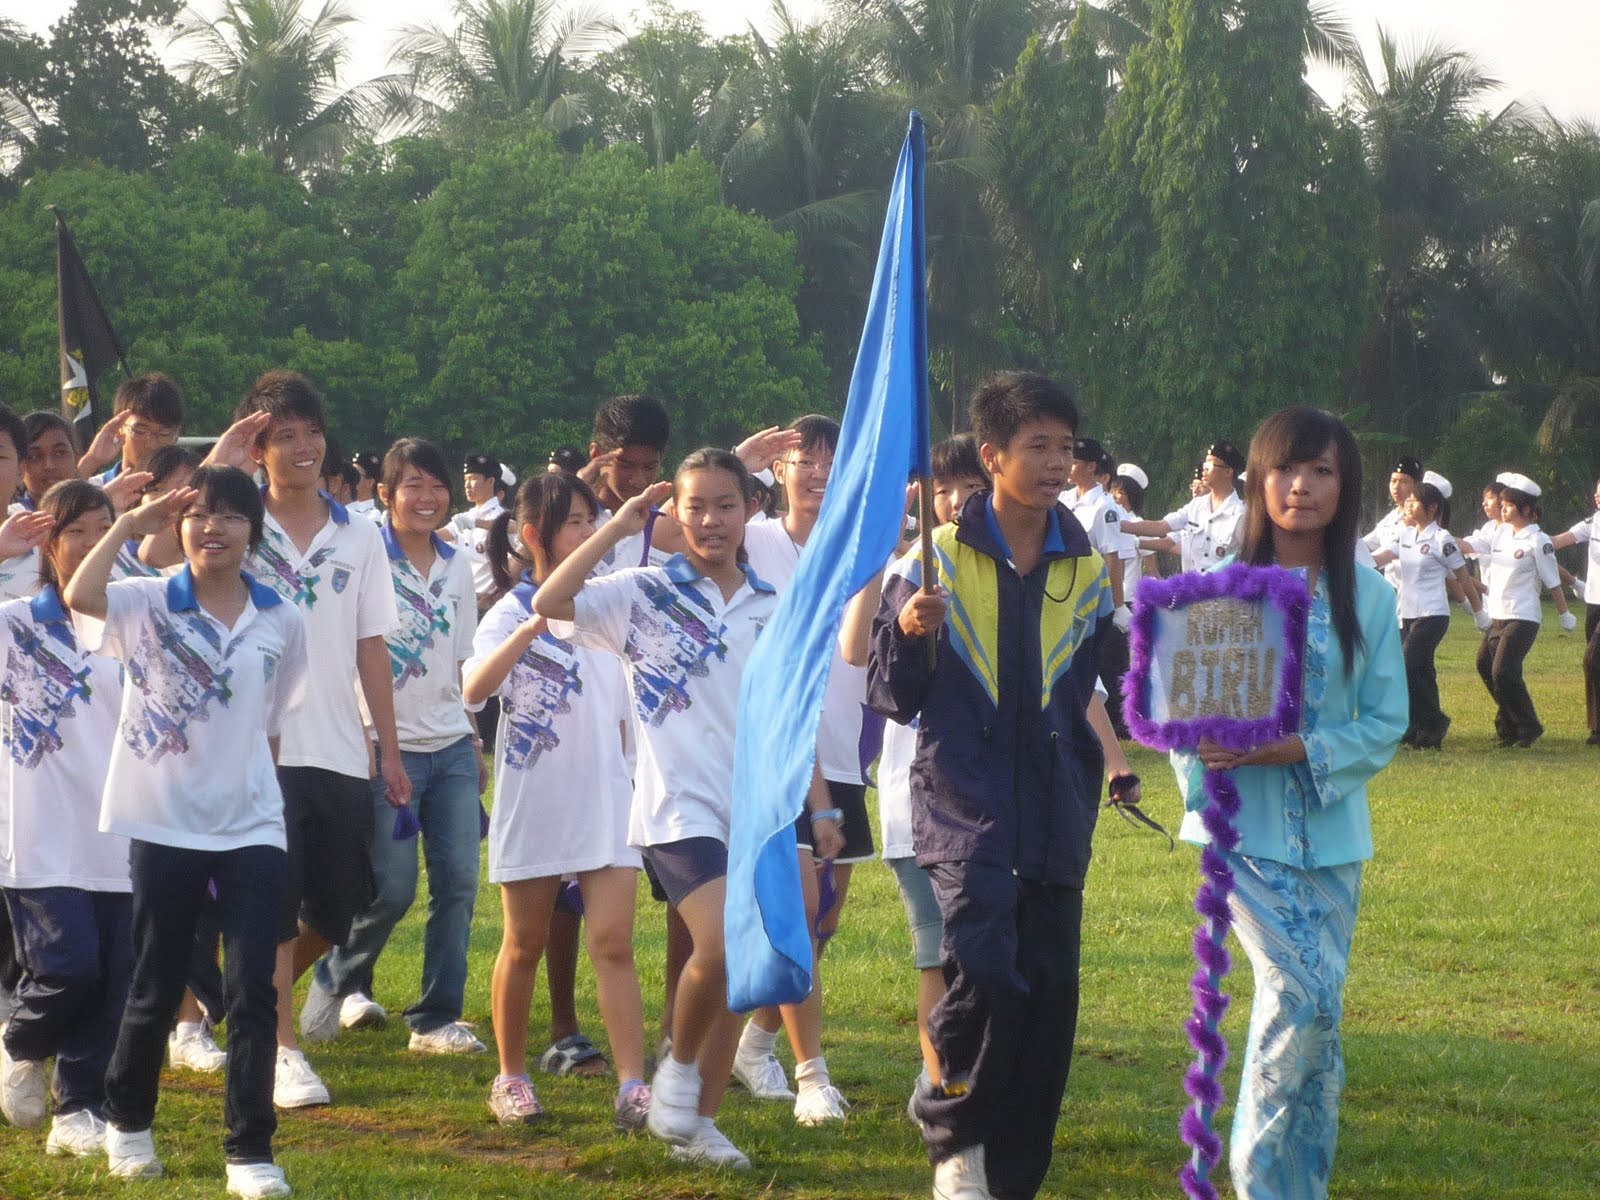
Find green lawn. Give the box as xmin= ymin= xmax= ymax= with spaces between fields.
xmin=4 ymin=610 xmax=1597 ymax=1198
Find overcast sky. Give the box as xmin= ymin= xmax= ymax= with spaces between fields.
xmin=7 ymin=0 xmax=1597 ymax=124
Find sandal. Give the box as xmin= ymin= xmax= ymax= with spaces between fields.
xmin=538 ymin=1033 xmax=610 ymax=1078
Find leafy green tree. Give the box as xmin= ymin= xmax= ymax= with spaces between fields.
xmin=392 ymin=127 xmax=828 ymax=464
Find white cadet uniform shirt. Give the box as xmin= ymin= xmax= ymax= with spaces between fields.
xmin=743 ymin=519 xmax=869 ymax=784
xmin=468 ymin=583 xmax=638 ymax=881
xmin=1063 ymin=485 xmax=1137 ymax=568
xmin=78 ymin=570 xmax=309 ymax=851
xmin=448 ymin=497 xmax=505 ymax=602
xmin=1364 ymin=506 xmax=1406 ymax=588
xmin=554 ymin=554 xmax=777 ymax=849
xmin=246 ymin=491 xmax=395 ymax=778
xmin=0 ymin=589 xmax=129 ymax=891
xmin=1563 ymin=513 xmax=1600 ymax=604
xmin=1162 ymin=491 xmax=1244 ymax=572
xmin=1467 ymin=523 xmax=1561 ymax=623
xmin=348 ymin=498 xmax=382 ymax=524
xmin=379 ymin=522 xmax=477 ymax=753
xmin=1378 ymin=522 xmax=1466 ymax=619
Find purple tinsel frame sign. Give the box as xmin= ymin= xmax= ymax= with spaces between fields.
xmin=1121 ymin=562 xmax=1309 ymax=1200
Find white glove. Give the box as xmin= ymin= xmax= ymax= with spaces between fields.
xmin=1473 ymin=608 xmax=1493 ymax=632
xmin=1559 ymin=611 xmax=1578 ymax=634
xmin=1112 ymin=605 xmax=1133 ymax=634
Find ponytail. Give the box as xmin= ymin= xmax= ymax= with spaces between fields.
xmin=485 ymin=509 xmax=526 ymax=594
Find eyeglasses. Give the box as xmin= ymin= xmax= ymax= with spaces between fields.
xmin=181 ymin=511 xmax=251 ymax=529
xmin=126 ymin=423 xmax=180 ymax=444
xmin=787 ymin=458 xmax=834 ymax=475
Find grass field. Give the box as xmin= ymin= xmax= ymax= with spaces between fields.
xmin=3 ymin=610 xmax=1597 ymax=1198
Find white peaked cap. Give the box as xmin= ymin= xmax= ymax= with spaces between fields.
xmin=501 ymin=465 xmax=518 ymax=488
xmin=1422 ymin=470 xmax=1452 ymax=499
xmin=1495 ymin=471 xmax=1540 ymax=498
xmin=1116 ymin=463 xmax=1149 ymax=489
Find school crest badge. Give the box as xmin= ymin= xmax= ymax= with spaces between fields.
xmin=1420 ymin=544 xmax=1432 ymax=555
xmin=332 ymin=567 xmax=351 ymax=593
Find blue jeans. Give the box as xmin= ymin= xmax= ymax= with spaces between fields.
xmin=319 ymin=736 xmax=481 ymax=1033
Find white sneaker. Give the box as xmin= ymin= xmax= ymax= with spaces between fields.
xmin=794 ymin=1082 xmax=850 ymax=1126
xmin=105 ymin=1125 xmax=164 ymax=1179
xmin=669 ymin=1118 xmax=751 ymax=1169
xmin=298 ymin=979 xmax=342 ymax=1045
xmin=0 ymin=1036 xmax=48 ymax=1128
xmin=226 ymin=1160 xmax=292 ymax=1197
xmin=273 ymin=1048 xmax=330 ymax=1109
xmin=933 ymin=1145 xmax=994 ymax=1200
xmin=407 ymin=1022 xmax=487 ymax=1056
xmin=731 ymin=1050 xmax=794 ymax=1100
xmin=168 ymin=1021 xmax=227 ymax=1072
xmin=338 ymin=991 xmax=387 ymax=1031
xmin=46 ymin=1109 xmax=106 ymax=1156
xmin=645 ymin=1058 xmax=701 ymax=1145
xmin=0 ymin=987 xmax=15 ymax=1026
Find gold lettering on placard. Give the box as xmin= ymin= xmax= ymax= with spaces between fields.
xmin=1166 ymin=599 xmax=1278 ymax=720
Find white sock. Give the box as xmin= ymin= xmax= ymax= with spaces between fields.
xmin=172 ymin=1021 xmax=203 ymax=1038
xmin=795 ymin=1055 xmax=831 ymax=1092
xmin=738 ymin=1020 xmax=779 ymax=1059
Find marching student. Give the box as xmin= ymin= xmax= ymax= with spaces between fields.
xmin=463 ymin=472 xmax=649 ymax=1130
xmin=64 ymin=466 xmax=309 ymax=1198
xmin=736 ymin=415 xmax=858 ymax=1124
xmin=534 ymin=448 xmax=843 ymax=1171
xmin=1363 ymin=456 xmax=1422 ymax=588
xmin=1109 ymin=464 xmax=1156 ymax=588
xmin=1463 ymin=473 xmax=1576 ymax=747
xmin=76 ymin=373 xmax=185 ymax=485
xmin=1121 ymin=441 xmax=1246 ymax=573
xmin=1371 ymin=472 xmax=1483 ymax=749
xmin=300 ymin=439 xmax=486 ymax=1056
xmin=0 ymin=481 xmax=130 ymax=1155
xmin=1178 ymin=407 xmax=1406 ymax=1200
xmin=1061 ymin=437 xmax=1135 ymax=624
xmin=868 ymin=371 xmax=1114 ymax=1200
xmin=1550 ymin=478 xmax=1600 ymax=745
xmin=349 ymin=452 xmax=382 ymax=521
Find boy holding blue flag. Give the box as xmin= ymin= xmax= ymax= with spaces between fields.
xmin=867 ymin=371 xmax=1113 ymax=1200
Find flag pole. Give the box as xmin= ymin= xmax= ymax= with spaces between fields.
xmin=918 ymin=476 xmax=936 ymax=670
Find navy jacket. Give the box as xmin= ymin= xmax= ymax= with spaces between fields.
xmin=866 ymin=492 xmax=1112 ymax=887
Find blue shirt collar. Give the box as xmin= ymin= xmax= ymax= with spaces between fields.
xmin=983 ymin=494 xmax=1066 ymax=562
xmin=29 ymin=584 xmax=68 ymax=625
xmin=166 ymin=565 xmax=283 ymax=613
xmin=380 ymin=518 xmax=455 ymax=563
xmin=17 ymin=494 xmax=36 ymax=512
xmin=661 ymin=552 xmax=776 ymax=595
xmin=102 ymin=460 xmax=124 ymax=482
xmin=258 ymin=483 xmax=350 ymax=526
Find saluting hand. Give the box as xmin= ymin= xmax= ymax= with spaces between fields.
xmin=733 ymin=426 xmax=802 ymax=474
xmin=0 ymin=511 xmax=55 ymax=562
xmin=611 ymin=481 xmax=673 ymax=537
xmin=102 ymin=470 xmax=154 ymax=516
xmin=204 ymin=412 xmax=272 ymax=472
xmin=122 ymin=487 xmax=198 ymax=539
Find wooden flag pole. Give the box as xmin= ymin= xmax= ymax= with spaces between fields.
xmin=918 ymin=473 xmax=937 ymax=670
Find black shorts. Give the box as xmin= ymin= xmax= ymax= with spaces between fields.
xmin=642 ymin=838 xmax=727 ymax=908
xmin=642 ymin=856 xmax=670 ymax=904
xmin=794 ymin=781 xmax=875 ymax=863
xmin=279 ymin=766 xmax=376 ymax=945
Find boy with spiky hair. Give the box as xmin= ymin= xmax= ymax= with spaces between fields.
xmin=868 ymin=370 xmax=1113 ymax=1200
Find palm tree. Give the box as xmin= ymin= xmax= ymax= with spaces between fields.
xmin=173 ymin=0 xmax=408 ymax=172
xmin=390 ymin=0 xmax=618 ymax=135
xmin=0 ymin=18 xmax=44 ymax=172
xmin=1073 ymin=0 xmax=1361 ymax=77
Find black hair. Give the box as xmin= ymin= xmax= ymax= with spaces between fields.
xmin=38 ymin=479 xmax=115 ymax=591
xmin=381 ymin=438 xmax=453 ymax=503
xmin=486 ymin=472 xmax=600 ymax=592
xmin=143 ymin=444 xmax=202 ymax=490
xmin=1501 ymin=488 xmax=1541 ymax=524
xmin=233 ymin=370 xmax=327 ymax=442
xmin=1484 ymin=481 xmax=1505 ymax=499
xmin=1239 ymin=407 xmax=1364 ymax=677
xmin=183 ymin=464 xmax=266 ymax=550
xmin=321 ymin=433 xmax=346 ymax=483
xmin=1413 ymin=482 xmax=1450 ymax=531
xmin=337 ymin=463 xmax=361 ymax=492
xmin=113 ymin=373 xmax=184 ymax=428
xmin=931 ymin=434 xmax=987 ymax=485
xmin=790 ymin=414 xmax=840 ymax=456
xmin=548 ymin=445 xmax=586 ymax=473
xmin=353 ymin=451 xmax=382 ymax=480
xmin=1111 ymin=475 xmax=1146 ymax=516
xmin=592 ymin=394 xmax=671 ymax=453
xmin=0 ymin=404 xmax=28 ymax=462
xmin=23 ymin=410 xmax=74 ymax=452
xmin=969 ymin=371 xmax=1078 ymax=452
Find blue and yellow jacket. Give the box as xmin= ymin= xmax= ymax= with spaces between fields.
xmin=866 ymin=491 xmax=1113 ymax=886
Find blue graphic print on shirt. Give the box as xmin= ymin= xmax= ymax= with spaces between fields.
xmin=625 ymin=575 xmax=727 ymax=727
xmin=121 ymin=611 xmax=236 ymax=761
xmin=389 ymin=567 xmax=452 ymax=691
xmin=3 ymin=617 xmax=93 ymax=767
xmin=501 ymin=634 xmax=583 ymax=770
xmin=251 ymin=532 xmax=337 ymax=610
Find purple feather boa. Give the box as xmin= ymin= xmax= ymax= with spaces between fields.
xmin=1118 ymin=563 xmax=1309 ymax=1199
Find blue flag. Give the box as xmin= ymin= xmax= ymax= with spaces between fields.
xmin=726 ymin=113 xmax=931 ymax=1010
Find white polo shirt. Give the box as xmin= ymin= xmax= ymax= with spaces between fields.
xmin=0 ymin=589 xmax=129 ymax=891
xmin=595 ymin=507 xmax=674 ymax=575
xmin=1563 ymin=513 xmax=1600 ymax=604
xmin=447 ymin=498 xmax=505 ymax=602
xmin=78 ymin=570 xmax=309 ymax=851
xmin=1467 ymin=523 xmax=1561 ymax=622
xmin=1063 ymin=485 xmax=1137 ymax=565
xmin=554 ymin=554 xmax=777 ymax=848
xmin=379 ymin=522 xmax=477 ymax=753
xmin=743 ymin=518 xmax=869 ymax=784
xmin=1161 ymin=491 xmax=1243 ymax=572
xmin=468 ymin=583 xmax=638 ymax=881
xmin=1378 ymin=522 xmax=1467 ymax=619
xmin=246 ymin=490 xmax=395 ymax=778
xmin=348 ymin=498 xmax=382 ymax=524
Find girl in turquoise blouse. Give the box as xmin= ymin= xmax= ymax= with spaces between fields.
xmin=1173 ymin=407 xmax=1407 ymax=1200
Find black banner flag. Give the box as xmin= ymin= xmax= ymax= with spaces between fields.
xmin=52 ymin=208 xmax=127 ymax=444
